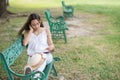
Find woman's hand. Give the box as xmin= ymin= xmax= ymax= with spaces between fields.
xmin=23 ymin=25 xmax=33 ymax=46
xmin=46 ymin=46 xmax=54 ymax=52
xmin=29 ymin=25 xmax=33 ymax=32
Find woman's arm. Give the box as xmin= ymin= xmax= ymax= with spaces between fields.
xmin=46 ymin=28 xmax=55 ymax=52
xmin=23 ymin=26 xmax=33 ymax=46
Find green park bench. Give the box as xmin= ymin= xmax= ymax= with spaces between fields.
xmin=45 ymin=9 xmax=68 ymax=43
xmin=0 ymin=35 xmax=60 ymax=80
xmin=62 ymin=0 xmax=74 ymax=18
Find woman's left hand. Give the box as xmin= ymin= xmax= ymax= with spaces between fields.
xmin=46 ymin=46 xmax=54 ymax=52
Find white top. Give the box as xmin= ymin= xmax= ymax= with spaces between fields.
xmin=27 ymin=30 xmax=49 ymax=55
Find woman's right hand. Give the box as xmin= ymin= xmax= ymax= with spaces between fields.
xmin=29 ymin=25 xmax=33 ymax=32
xmin=22 ymin=25 xmax=33 ymax=46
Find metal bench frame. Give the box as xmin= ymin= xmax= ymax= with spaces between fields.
xmin=0 ymin=35 xmax=60 ymax=80
xmin=62 ymin=0 xmax=74 ymax=18
xmin=45 ymin=9 xmax=68 ymax=43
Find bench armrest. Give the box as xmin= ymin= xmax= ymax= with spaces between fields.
xmin=9 ymin=68 xmax=45 ymax=78
xmin=53 ymin=57 xmax=61 ymax=61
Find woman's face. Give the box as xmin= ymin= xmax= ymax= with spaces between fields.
xmin=31 ymin=19 xmax=40 ymax=31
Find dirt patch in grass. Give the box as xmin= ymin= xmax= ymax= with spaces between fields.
xmin=43 ymin=12 xmax=110 ymax=38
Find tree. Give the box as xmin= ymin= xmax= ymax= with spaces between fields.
xmin=6 ymin=0 xmax=10 ymax=6
xmin=0 ymin=0 xmax=9 ymax=17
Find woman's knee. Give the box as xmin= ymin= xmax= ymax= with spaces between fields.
xmin=46 ymin=54 xmax=53 ymax=64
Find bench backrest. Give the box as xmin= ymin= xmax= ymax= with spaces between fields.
xmin=0 ymin=35 xmax=25 ymax=67
xmin=62 ymin=0 xmax=66 ymax=10
xmin=44 ymin=9 xmax=54 ymax=32
xmin=61 ymin=0 xmax=74 ymax=18
xmin=62 ymin=1 xmax=65 ymax=6
xmin=44 ymin=9 xmax=51 ymax=22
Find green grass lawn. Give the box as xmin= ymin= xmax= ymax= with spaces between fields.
xmin=0 ymin=0 xmax=120 ymax=80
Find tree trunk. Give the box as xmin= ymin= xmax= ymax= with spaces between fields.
xmin=0 ymin=0 xmax=7 ymax=17
xmin=6 ymin=0 xmax=10 ymax=6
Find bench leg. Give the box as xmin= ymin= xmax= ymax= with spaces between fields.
xmin=63 ymin=30 xmax=67 ymax=43
xmin=52 ymin=64 xmax=58 ymax=77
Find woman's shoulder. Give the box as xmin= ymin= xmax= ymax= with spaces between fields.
xmin=41 ymin=27 xmax=51 ymax=36
xmin=41 ymin=27 xmax=50 ymax=32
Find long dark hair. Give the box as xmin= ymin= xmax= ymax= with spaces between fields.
xmin=18 ymin=13 xmax=44 ymax=36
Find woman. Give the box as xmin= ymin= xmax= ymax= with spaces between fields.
xmin=18 ymin=13 xmax=54 ymax=76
